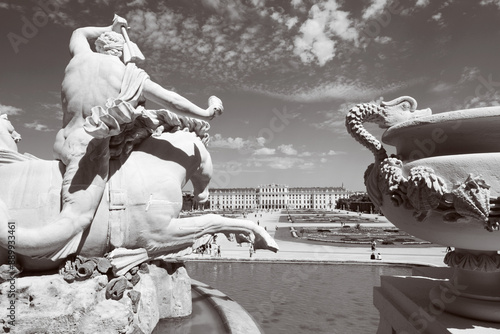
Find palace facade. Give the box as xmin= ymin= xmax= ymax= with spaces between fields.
xmin=208 ymin=184 xmax=353 ymax=211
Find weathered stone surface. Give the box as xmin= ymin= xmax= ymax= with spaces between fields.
xmin=0 ymin=261 xmax=191 ymax=334
xmin=149 ymin=261 xmax=192 ymax=319
xmin=0 ymin=274 xmax=133 ymax=334
xmin=133 ymin=262 xmax=191 ymax=333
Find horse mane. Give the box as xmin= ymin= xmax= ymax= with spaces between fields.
xmin=108 ymin=108 xmax=210 ymax=160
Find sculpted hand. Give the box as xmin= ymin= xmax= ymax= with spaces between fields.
xmin=207 ymin=96 xmax=224 ymax=120
xmin=112 ymin=14 xmax=128 ymax=33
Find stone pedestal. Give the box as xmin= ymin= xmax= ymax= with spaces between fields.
xmin=0 ymin=261 xmax=191 ymax=334
xmin=374 ymin=267 xmax=500 ymax=333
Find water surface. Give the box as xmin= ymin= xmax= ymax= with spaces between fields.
xmin=185 ymin=261 xmax=412 ymax=334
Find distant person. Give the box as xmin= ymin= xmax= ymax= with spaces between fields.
xmin=370 ymin=252 xmax=376 ymax=260
xmin=371 ymin=240 xmax=377 ymax=251
xmin=217 ymin=245 xmax=221 ymax=257
xmin=249 ymin=243 xmax=254 ymax=258
xmin=376 ymin=253 xmax=382 ymax=260
xmin=257 ymin=220 xmax=260 ymax=225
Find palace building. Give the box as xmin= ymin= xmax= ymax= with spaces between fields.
xmin=208 ymin=184 xmax=353 ymax=211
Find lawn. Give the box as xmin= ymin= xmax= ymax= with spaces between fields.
xmin=275 ymin=213 xmax=441 ymax=248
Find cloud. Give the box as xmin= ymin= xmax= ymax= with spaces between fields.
xmin=209 ymin=134 xmax=248 ymax=149
xmin=480 ymin=0 xmax=500 ymax=8
xmin=254 ymin=147 xmax=276 ymax=155
xmin=459 ymin=66 xmax=480 ymax=83
xmin=374 ymin=36 xmax=391 ymax=44
xmin=209 ymin=134 xmax=272 ymax=156
xmin=0 ymin=103 xmax=23 ymax=116
xmin=298 ymin=161 xmax=315 ymax=169
xmin=278 ymin=144 xmax=298 ymax=155
xmin=293 ymin=0 xmax=358 ymax=66
xmin=127 ymin=0 xmax=148 ymax=7
xmin=415 ymin=0 xmax=430 ymax=7
xmin=322 ymin=150 xmax=346 ymax=156
xmin=24 ymin=121 xmax=52 ymax=132
xmin=362 ymin=0 xmax=390 ymax=19
xmin=257 ymin=156 xmax=309 ymax=169
xmin=430 ymin=82 xmax=453 ymax=93
xmin=432 ymin=12 xmax=442 ymax=21
xmin=200 ymin=0 xmax=247 ymax=21
xmin=250 ymin=77 xmax=415 ymax=103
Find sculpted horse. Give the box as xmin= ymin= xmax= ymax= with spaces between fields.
xmin=0 ymin=124 xmax=278 ymax=272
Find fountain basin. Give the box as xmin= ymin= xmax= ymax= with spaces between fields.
xmin=347 ymin=98 xmax=500 ymax=323
xmin=380 ymin=107 xmax=500 ymax=251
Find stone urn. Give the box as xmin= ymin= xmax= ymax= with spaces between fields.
xmin=346 ymin=96 xmax=500 ymax=322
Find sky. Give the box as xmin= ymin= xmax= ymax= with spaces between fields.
xmin=2 ymin=0 xmax=500 ymax=191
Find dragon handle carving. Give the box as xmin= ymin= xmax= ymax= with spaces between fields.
xmin=346 ymin=96 xmax=496 ymax=231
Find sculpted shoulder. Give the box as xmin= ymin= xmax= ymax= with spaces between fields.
xmin=65 ymin=52 xmax=125 ymax=76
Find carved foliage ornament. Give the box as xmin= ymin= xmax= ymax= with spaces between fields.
xmin=345 ymin=96 xmax=495 ymax=231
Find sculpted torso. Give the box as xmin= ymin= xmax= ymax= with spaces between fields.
xmin=55 ymin=53 xmax=125 ymax=157
xmin=0 ymin=18 xmax=280 ymax=270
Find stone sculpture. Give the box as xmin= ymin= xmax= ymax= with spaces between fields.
xmin=346 ymin=96 xmax=500 ymax=322
xmin=0 ymin=14 xmax=276 ymax=334
xmin=0 ymin=15 xmax=278 ymax=272
xmin=0 ymin=114 xmax=21 ymax=153
xmin=345 ymin=96 xmax=496 ymax=233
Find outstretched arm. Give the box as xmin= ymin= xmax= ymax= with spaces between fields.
xmin=143 ymin=80 xmax=223 ymax=121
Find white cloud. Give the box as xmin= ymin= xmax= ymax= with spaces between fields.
xmin=24 ymin=121 xmax=52 ymax=132
xmin=286 ymin=17 xmax=299 ymax=29
xmin=278 ymin=144 xmax=298 ymax=155
xmin=0 ymin=103 xmax=23 ymax=116
xmin=459 ymin=67 xmax=480 ymax=83
xmin=362 ymin=0 xmax=390 ymax=20
xmin=209 ymin=134 xmax=271 ymax=156
xmin=253 ymin=77 xmax=414 ymax=103
xmin=432 ymin=12 xmax=442 ymax=21
xmin=374 ymin=36 xmax=392 ymax=44
xmin=480 ymin=0 xmax=500 ymax=8
xmin=200 ymin=0 xmax=246 ymax=21
xmin=293 ymin=0 xmax=358 ymax=66
xmin=415 ymin=0 xmax=430 ymax=7
xmin=254 ymin=147 xmax=276 ymax=155
xmin=209 ymin=134 xmax=247 ymax=149
xmin=268 ymin=158 xmax=294 ymax=169
xmin=298 ymin=162 xmax=315 ymax=170
xmin=430 ymin=82 xmax=453 ymax=93
xmin=127 ymin=0 xmax=147 ymax=7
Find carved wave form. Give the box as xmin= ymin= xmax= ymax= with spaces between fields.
xmin=453 ymin=174 xmax=491 ymax=224
xmin=444 ymin=251 xmax=500 ymax=272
